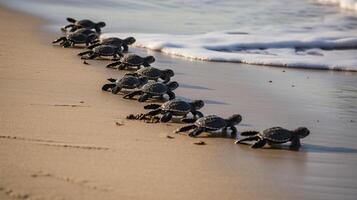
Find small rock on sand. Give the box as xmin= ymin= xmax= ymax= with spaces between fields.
xmin=193 ymin=141 xmax=206 ymax=145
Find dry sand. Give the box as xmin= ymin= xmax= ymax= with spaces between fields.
xmin=1 ymin=6 xmax=357 ymax=200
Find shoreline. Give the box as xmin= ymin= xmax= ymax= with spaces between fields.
xmin=1 ymin=5 xmax=357 ymax=200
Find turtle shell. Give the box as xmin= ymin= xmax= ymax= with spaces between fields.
xmin=161 ymin=100 xmax=191 ymax=115
xmin=76 ymin=20 xmax=96 ymax=28
xmin=74 ymin=28 xmax=96 ymax=36
xmin=136 ymin=67 xmax=161 ymax=79
xmin=141 ymin=82 xmax=167 ymax=95
xmin=93 ymin=45 xmax=116 ymax=56
xmin=117 ymin=76 xmax=140 ymax=89
xmin=68 ymin=33 xmax=88 ymax=43
xmin=101 ymin=38 xmax=124 ymax=47
xmin=195 ymin=115 xmax=226 ymax=130
xmin=260 ymin=127 xmax=293 ymax=143
xmin=121 ymin=54 xmax=144 ymax=65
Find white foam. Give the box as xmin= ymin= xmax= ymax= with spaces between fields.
xmin=316 ymin=0 xmax=357 ymax=11
xmin=103 ymin=29 xmax=357 ymax=71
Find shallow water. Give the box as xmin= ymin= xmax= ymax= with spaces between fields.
xmin=1 ymin=0 xmax=357 ymax=70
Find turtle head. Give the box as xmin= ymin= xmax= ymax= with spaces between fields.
xmin=124 ymin=37 xmax=136 ymax=45
xmin=161 ymin=69 xmax=175 ymax=77
xmin=294 ymin=127 xmax=310 ymax=138
xmin=138 ymin=76 xmax=148 ymax=85
xmin=167 ymin=81 xmax=179 ymax=91
xmin=191 ymin=100 xmax=204 ymax=110
xmin=145 ymin=56 xmax=155 ymax=64
xmin=96 ymin=21 xmax=106 ymax=28
xmin=227 ymin=114 xmax=242 ymax=125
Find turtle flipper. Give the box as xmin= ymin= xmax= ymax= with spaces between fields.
xmin=106 ymin=61 xmax=121 ymax=68
xmin=289 ymin=136 xmax=301 ymax=151
xmin=181 ymin=118 xmax=197 ymax=123
xmin=123 ymin=91 xmax=142 ymax=99
xmin=188 ymin=127 xmax=204 ymax=137
xmin=87 ymin=53 xmax=99 ymax=60
xmin=144 ymin=104 xmax=161 ymax=109
xmin=122 ymin=44 xmax=129 ymax=52
xmin=66 ymin=17 xmax=77 ymax=23
xmin=78 ymin=50 xmax=93 ymax=56
xmin=230 ymin=126 xmax=238 ymax=137
xmin=111 ymin=86 xmax=122 ymax=94
xmin=160 ymin=112 xmax=173 ymax=122
xmin=174 ymin=124 xmax=197 ymax=133
xmin=87 ymin=43 xmax=100 ymax=49
xmin=251 ymin=139 xmax=267 ymax=149
xmin=235 ymin=136 xmax=260 ymax=144
xmin=52 ymin=37 xmax=66 ymax=44
xmin=191 ymin=110 xmax=204 ymax=118
xmin=240 ymin=131 xmax=259 ymax=136
xmin=102 ymin=83 xmax=116 ymax=91
xmin=142 ymin=109 xmax=161 ymax=119
xmin=107 ymin=78 xmax=116 ymax=82
xmin=138 ymin=93 xmax=151 ymax=102
xmin=143 ymin=62 xmax=150 ymax=67
xmin=167 ymin=91 xmax=175 ymax=100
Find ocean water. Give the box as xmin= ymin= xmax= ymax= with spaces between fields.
xmin=1 ymin=0 xmax=357 ymax=71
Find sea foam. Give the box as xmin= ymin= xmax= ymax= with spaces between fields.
xmin=316 ymin=0 xmax=357 ymax=11
xmin=103 ymin=29 xmax=357 ymax=71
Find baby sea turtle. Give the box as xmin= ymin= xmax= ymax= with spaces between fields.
xmin=123 ymin=81 xmax=179 ymax=102
xmin=88 ymin=37 xmax=136 ymax=52
xmin=106 ymin=54 xmax=155 ymax=70
xmin=126 ymin=67 xmax=174 ymax=83
xmin=141 ymin=99 xmax=204 ymax=122
xmin=102 ymin=75 xmax=148 ymax=94
xmin=235 ymin=127 xmax=310 ymax=151
xmin=52 ymin=32 xmax=97 ymax=48
xmin=62 ymin=17 xmax=106 ymax=33
xmin=175 ymin=114 xmax=242 ymax=137
xmin=78 ymin=45 xmax=123 ymax=60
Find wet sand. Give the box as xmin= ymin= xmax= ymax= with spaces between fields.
xmin=1 ymin=6 xmax=357 ymax=200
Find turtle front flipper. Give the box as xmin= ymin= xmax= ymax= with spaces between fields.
xmin=167 ymin=91 xmax=175 ymax=100
xmin=62 ymin=24 xmax=75 ymax=31
xmin=251 ymin=139 xmax=267 ymax=149
xmin=144 ymin=104 xmax=161 ymax=109
xmin=52 ymin=37 xmax=66 ymax=44
xmin=111 ymin=86 xmax=122 ymax=94
xmin=78 ymin=50 xmax=93 ymax=56
xmin=143 ymin=62 xmax=151 ymax=67
xmin=240 ymin=131 xmax=259 ymax=136
xmin=160 ymin=112 xmax=173 ymax=122
xmin=123 ymin=91 xmax=143 ymax=99
xmin=122 ymin=44 xmax=129 ymax=52
xmin=87 ymin=53 xmax=99 ymax=60
xmin=289 ymin=135 xmax=301 ymax=151
xmin=106 ymin=61 xmax=121 ymax=68
xmin=235 ymin=136 xmax=260 ymax=144
xmin=174 ymin=124 xmax=197 ymax=133
xmin=138 ymin=93 xmax=151 ymax=102
xmin=66 ymin=17 xmax=77 ymax=23
xmin=181 ymin=118 xmax=196 ymax=123
xmin=191 ymin=110 xmax=204 ymax=118
xmin=188 ymin=127 xmax=205 ymax=137
xmin=142 ymin=109 xmax=161 ymax=119
xmin=107 ymin=78 xmax=116 ymax=82
xmin=230 ymin=126 xmax=238 ymax=137
xmin=87 ymin=43 xmax=100 ymax=49
xmin=102 ymin=84 xmax=116 ymax=91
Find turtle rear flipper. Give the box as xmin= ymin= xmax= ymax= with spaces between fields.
xmin=144 ymin=104 xmax=161 ymax=109
xmin=102 ymin=84 xmax=115 ymax=91
xmin=251 ymin=139 xmax=267 ymax=149
xmin=66 ymin=17 xmax=77 ymax=23
xmin=240 ymin=131 xmax=259 ymax=136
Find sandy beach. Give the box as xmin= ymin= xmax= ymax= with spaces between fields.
xmin=1 ymin=5 xmax=357 ymax=200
